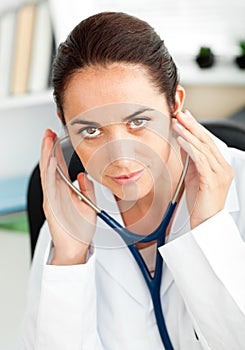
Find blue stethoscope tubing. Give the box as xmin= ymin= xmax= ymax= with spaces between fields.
xmin=52 ymin=135 xmax=190 ymax=350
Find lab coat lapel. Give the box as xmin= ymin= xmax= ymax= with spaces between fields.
xmin=96 ymin=244 xmax=151 ymax=307
xmin=159 ymin=192 xmax=191 ymax=299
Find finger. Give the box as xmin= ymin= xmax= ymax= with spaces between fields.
xmin=177 ymin=111 xmax=208 ymax=143
xmin=179 ymin=146 xmax=188 ymax=167
xmin=176 ymin=135 xmax=217 ymax=179
xmin=45 ymin=156 xmax=76 ymax=213
xmin=172 ymin=117 xmax=225 ymax=173
xmin=176 ymin=110 xmax=227 ymax=166
xmin=179 ymin=146 xmax=199 ymax=188
xmin=53 ymin=137 xmax=70 ymax=178
xmin=45 ymin=156 xmax=57 ymax=194
xmin=40 ymin=129 xmax=57 ymax=188
xmin=40 ymin=129 xmax=56 ymax=163
xmin=43 ymin=156 xmax=60 ymax=217
xmin=77 ymin=173 xmax=96 ymax=203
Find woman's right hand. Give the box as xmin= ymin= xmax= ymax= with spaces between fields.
xmin=40 ymin=129 xmax=97 ymax=265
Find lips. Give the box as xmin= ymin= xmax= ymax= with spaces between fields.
xmin=110 ymin=169 xmax=145 ymax=185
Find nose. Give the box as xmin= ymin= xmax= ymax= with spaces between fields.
xmin=106 ymin=125 xmax=137 ymax=166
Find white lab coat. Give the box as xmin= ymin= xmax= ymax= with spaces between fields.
xmin=19 ymin=136 xmax=245 ymax=350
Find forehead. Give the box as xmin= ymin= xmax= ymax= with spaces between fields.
xmin=62 ymin=64 xmax=169 ymax=123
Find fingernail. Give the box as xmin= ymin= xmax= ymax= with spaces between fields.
xmin=77 ymin=172 xmax=84 ymax=182
xmin=180 ymin=111 xmax=189 ymax=120
xmin=45 ymin=129 xmax=52 ymax=137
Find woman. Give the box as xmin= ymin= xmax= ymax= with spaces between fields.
xmin=20 ymin=12 xmax=245 ymax=350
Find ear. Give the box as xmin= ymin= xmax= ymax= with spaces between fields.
xmin=173 ymin=85 xmax=185 ymax=115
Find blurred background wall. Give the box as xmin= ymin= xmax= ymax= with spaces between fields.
xmin=0 ymin=0 xmax=244 ymax=177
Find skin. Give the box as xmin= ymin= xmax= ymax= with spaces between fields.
xmin=40 ymin=63 xmax=233 ymax=265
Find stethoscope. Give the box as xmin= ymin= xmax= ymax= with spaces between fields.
xmin=52 ymin=134 xmax=190 ymax=350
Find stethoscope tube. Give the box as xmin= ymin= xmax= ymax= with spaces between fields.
xmin=99 ymin=202 xmax=176 ymax=349
xmin=52 ymin=134 xmax=189 ymax=349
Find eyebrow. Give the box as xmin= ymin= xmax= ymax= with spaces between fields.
xmin=70 ymin=107 xmax=154 ymax=126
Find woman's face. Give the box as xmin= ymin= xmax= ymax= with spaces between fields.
xmin=63 ymin=64 xmax=179 ymax=201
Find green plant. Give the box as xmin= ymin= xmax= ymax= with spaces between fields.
xmin=239 ymin=40 xmax=245 ymax=56
xmin=196 ymin=46 xmax=215 ymax=68
xmin=198 ymin=46 xmax=212 ymax=57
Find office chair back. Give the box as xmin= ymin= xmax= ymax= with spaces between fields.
xmin=201 ymin=119 xmax=245 ymax=151
xmin=27 ymin=141 xmax=84 ymax=258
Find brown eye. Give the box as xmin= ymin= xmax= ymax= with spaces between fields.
xmin=80 ymin=127 xmax=101 ymax=139
xmin=86 ymin=128 xmax=97 ymax=134
xmin=128 ymin=118 xmax=148 ymax=130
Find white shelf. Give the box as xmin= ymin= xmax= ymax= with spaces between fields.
xmin=176 ymin=56 xmax=245 ymax=86
xmin=0 ymin=88 xmax=60 ymax=178
xmin=0 ymin=89 xmax=53 ymax=111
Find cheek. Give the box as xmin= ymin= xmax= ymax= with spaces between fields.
xmin=160 ymin=142 xmax=171 ymax=165
xmin=76 ymin=144 xmax=110 ymax=181
xmin=144 ymin=134 xmax=171 ymax=165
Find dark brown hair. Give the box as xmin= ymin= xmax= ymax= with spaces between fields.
xmin=52 ymin=12 xmax=179 ymax=123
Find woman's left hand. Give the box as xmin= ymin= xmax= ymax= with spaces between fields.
xmin=172 ymin=110 xmax=234 ymax=229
